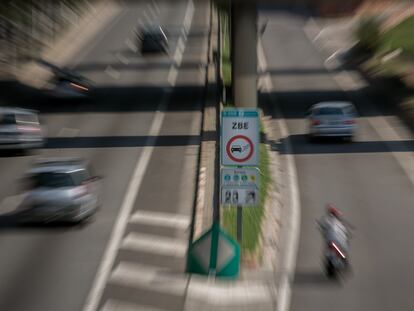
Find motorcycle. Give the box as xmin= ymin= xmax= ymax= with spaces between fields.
xmin=324 ymin=240 xmax=349 ymax=278
xmin=317 ymin=220 xmax=350 ymax=279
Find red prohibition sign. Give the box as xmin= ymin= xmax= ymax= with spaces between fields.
xmin=226 ymin=135 xmax=254 ymax=163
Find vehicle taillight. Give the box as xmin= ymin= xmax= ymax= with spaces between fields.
xmin=17 ymin=126 xmax=41 ymax=133
xmin=330 ymin=242 xmax=346 ymax=259
xmin=344 ymin=120 xmax=355 ymax=125
xmin=73 ymin=185 xmax=88 ymax=198
xmin=312 ymin=120 xmax=321 ymax=125
xmin=70 ymin=82 xmax=89 ymax=92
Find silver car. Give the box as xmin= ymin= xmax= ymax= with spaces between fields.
xmin=0 ymin=107 xmax=44 ymax=150
xmin=18 ymin=158 xmax=101 ymax=224
xmin=307 ymin=102 xmax=357 ymax=141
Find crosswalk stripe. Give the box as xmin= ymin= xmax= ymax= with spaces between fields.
xmin=121 ymin=232 xmax=187 ymax=257
xmin=101 ymin=299 xmax=168 ymax=311
xmin=129 ymin=210 xmax=190 ymax=230
xmin=109 ymin=262 xmax=188 ymax=296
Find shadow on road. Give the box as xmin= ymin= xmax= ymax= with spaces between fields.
xmin=278 ymin=134 xmax=414 ymax=154
xmin=293 ymin=270 xmax=337 ymax=287
xmin=0 ymin=80 xmax=205 ymax=113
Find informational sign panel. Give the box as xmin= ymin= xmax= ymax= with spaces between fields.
xmin=221 ymin=109 xmax=259 ymax=166
xmin=220 ymin=168 xmax=260 ymax=207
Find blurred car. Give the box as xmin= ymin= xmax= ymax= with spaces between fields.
xmin=46 ymin=69 xmax=92 ymax=99
xmin=0 ymin=107 xmax=44 ymax=150
xmin=307 ymin=101 xmax=357 ymax=141
xmin=18 ymin=158 xmax=101 ymax=224
xmin=138 ymin=25 xmax=168 ymax=54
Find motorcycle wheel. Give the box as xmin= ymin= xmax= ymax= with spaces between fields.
xmin=325 ymin=261 xmax=337 ymax=279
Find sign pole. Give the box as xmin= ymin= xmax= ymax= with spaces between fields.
xmin=236 ymin=204 xmax=242 ymax=244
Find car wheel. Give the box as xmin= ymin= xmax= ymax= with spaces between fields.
xmin=343 ymin=136 xmax=353 ymax=143
xmin=308 ymin=134 xmax=317 ymax=143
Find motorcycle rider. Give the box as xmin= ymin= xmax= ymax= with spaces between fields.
xmin=319 ymin=204 xmax=350 ymax=255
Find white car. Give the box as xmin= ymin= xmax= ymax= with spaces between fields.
xmin=0 ymin=107 xmax=44 ymax=150
xmin=18 ymin=158 xmax=101 ymax=224
xmin=307 ymin=101 xmax=357 ymax=141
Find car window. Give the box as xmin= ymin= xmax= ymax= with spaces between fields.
xmin=31 ymin=172 xmax=75 ymax=188
xmin=0 ymin=114 xmax=16 ymax=125
xmin=343 ymin=105 xmax=357 ymax=117
xmin=15 ymin=114 xmax=39 ymax=125
xmin=70 ymin=169 xmax=90 ymax=186
xmin=315 ymin=107 xmax=344 ymax=116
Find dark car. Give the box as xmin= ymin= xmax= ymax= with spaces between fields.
xmin=46 ymin=69 xmax=92 ymax=99
xmin=138 ymin=26 xmax=168 ymax=54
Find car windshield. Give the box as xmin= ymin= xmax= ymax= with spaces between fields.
xmin=315 ymin=107 xmax=344 ymax=116
xmin=70 ymin=169 xmax=90 ymax=185
xmin=0 ymin=114 xmax=16 ymax=125
xmin=31 ymin=172 xmax=75 ymax=188
xmin=15 ymin=114 xmax=39 ymax=125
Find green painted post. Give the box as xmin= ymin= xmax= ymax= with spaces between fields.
xmin=209 ymin=222 xmax=220 ymax=275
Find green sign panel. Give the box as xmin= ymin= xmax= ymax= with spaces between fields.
xmin=187 ymin=223 xmax=240 ymax=278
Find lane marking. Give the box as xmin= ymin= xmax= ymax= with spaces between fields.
xmin=146 ymin=3 xmax=158 ymax=20
xmin=125 ymin=38 xmax=138 ymax=53
xmin=257 ymin=39 xmax=301 ymax=311
xmin=167 ymin=0 xmax=194 ymax=86
xmin=306 ymin=18 xmax=414 ymax=189
xmin=101 ymin=299 xmax=168 ymax=311
xmin=115 ymin=52 xmax=130 ymax=65
xmin=121 ymin=232 xmax=187 ymax=257
xmin=109 ymin=262 xmax=188 ymax=296
xmin=186 ymin=280 xmax=273 ymax=305
xmin=83 ymin=1 xmax=195 ymax=309
xmin=129 ymin=210 xmax=190 ymax=229
xmin=83 ymin=102 xmax=166 ymax=311
xmin=70 ymin=8 xmax=126 ymax=69
xmin=57 ymin=127 xmax=80 ymax=137
xmin=83 ymin=0 xmax=194 ymax=311
xmin=143 ymin=10 xmax=153 ymax=24
xmin=151 ymin=0 xmax=160 ymax=14
xmin=167 ymin=67 xmax=178 ymax=86
xmin=105 ymin=65 xmax=121 ymax=80
xmin=0 ymin=194 xmax=26 ymax=214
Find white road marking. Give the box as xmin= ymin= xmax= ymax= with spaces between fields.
xmin=129 ymin=210 xmax=190 ymax=229
xmin=143 ymin=10 xmax=153 ymax=24
xmin=83 ymin=1 xmax=194 ymax=310
xmin=306 ymin=18 xmax=414 ymax=189
xmin=115 ymin=52 xmax=130 ymax=65
xmin=83 ymin=104 xmax=166 ymax=311
xmin=0 ymin=194 xmax=26 ymax=214
xmin=57 ymin=127 xmax=80 ymax=137
xmin=137 ymin=19 xmax=145 ymax=29
xmin=69 ymin=8 xmax=126 ymax=69
xmin=105 ymin=66 xmax=121 ymax=80
xmin=167 ymin=67 xmax=178 ymax=86
xmin=109 ymin=262 xmax=188 ymax=296
xmin=151 ymin=0 xmax=160 ymax=14
xmin=257 ymin=39 xmax=301 ymax=311
xmin=121 ymin=232 xmax=187 ymax=257
xmin=101 ymin=299 xmax=168 ymax=311
xmin=146 ymin=3 xmax=157 ymax=20
xmin=186 ymin=278 xmax=273 ymax=306
xmin=125 ymin=38 xmax=137 ymax=52
xmin=167 ymin=0 xmax=194 ymax=86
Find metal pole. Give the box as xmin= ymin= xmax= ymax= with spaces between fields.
xmin=213 ymin=1 xmax=221 ymax=224
xmin=236 ymin=205 xmax=242 ymax=244
xmin=231 ymin=2 xmax=258 ymax=108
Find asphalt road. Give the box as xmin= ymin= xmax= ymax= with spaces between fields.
xmin=0 ymin=1 xmax=208 ymax=310
xmin=260 ymin=8 xmax=414 ymax=311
